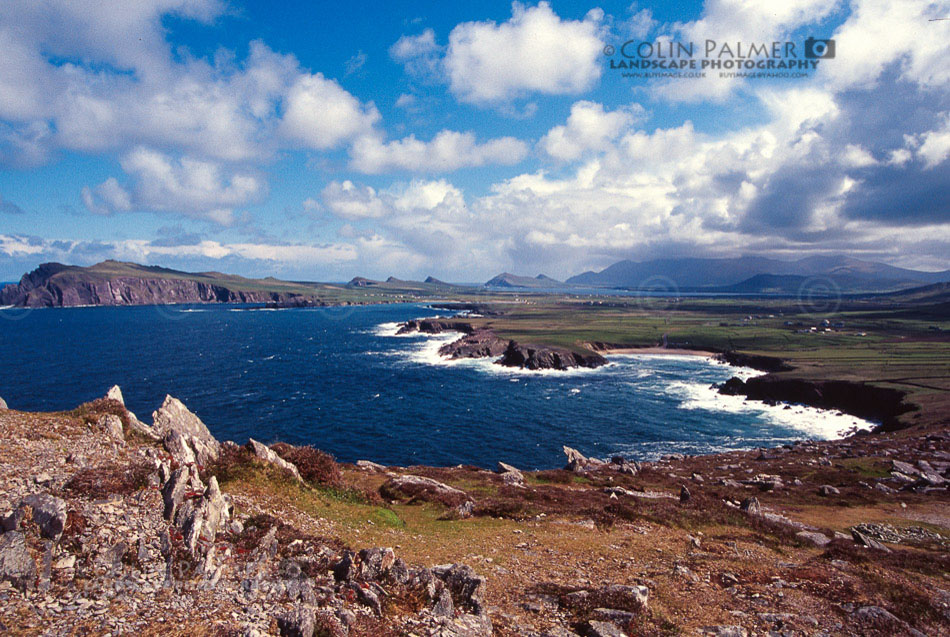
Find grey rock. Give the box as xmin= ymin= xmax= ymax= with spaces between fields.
xmin=21 ymin=493 xmax=68 ymax=542
xmin=699 ymin=627 xmax=748 ymax=637
xmin=851 ymin=528 xmax=892 ymax=552
xmin=853 ymin=606 xmax=927 ymax=637
xmin=563 ymin=446 xmax=591 ymax=472
xmin=161 ymin=464 xmax=204 ymax=521
xmin=381 ymin=474 xmax=473 ymax=509
xmin=599 ymin=584 xmax=649 ymax=610
xmin=432 ymin=585 xmax=455 ymax=618
xmin=0 ymin=396 xmax=7 ymax=410
xmin=152 ymin=395 xmax=220 ymax=465
xmin=592 ymin=608 xmax=638 ymax=623
xmin=680 ymin=485 xmax=691 ymax=503
xmin=247 ymin=439 xmax=303 ymax=482
xmin=740 ymin=497 xmax=761 ymax=516
xmin=496 ymin=461 xmax=523 ymax=476
xmin=96 ymin=413 xmax=125 ymax=441
xmin=0 ymin=531 xmax=36 ymax=591
xmin=358 ymin=546 xmax=396 ymax=580
xmin=796 ymin=531 xmax=831 ymax=547
xmin=583 ymin=620 xmax=626 ymax=637
xmin=353 ymin=581 xmax=382 ymax=615
xmin=818 ymin=485 xmax=840 ymax=496
xmin=276 ymin=607 xmax=316 ymax=637
xmin=105 ymin=385 xmax=125 ymax=405
xmin=425 ymin=613 xmax=493 ymax=636
xmin=163 ymin=429 xmax=197 ymax=466
xmin=432 ymin=563 xmax=487 ymax=615
xmin=177 ymin=476 xmax=230 ymax=554
xmin=356 ymin=459 xmax=387 ymax=472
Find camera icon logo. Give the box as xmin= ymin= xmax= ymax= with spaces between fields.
xmin=804 ymin=37 xmax=835 ymax=59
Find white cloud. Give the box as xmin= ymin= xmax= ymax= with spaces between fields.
xmin=349 ymin=130 xmax=529 ymax=173
xmin=917 ymin=115 xmax=950 ymax=169
xmin=321 ymin=181 xmax=389 ymax=219
xmin=540 ymin=101 xmax=644 ymax=161
xmin=82 ymin=147 xmax=264 ymax=225
xmin=278 ymin=73 xmax=380 ymax=150
xmin=389 ymin=28 xmax=443 ymax=80
xmin=443 ymin=2 xmax=604 ymax=103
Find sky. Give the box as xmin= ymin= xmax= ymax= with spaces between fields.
xmin=0 ymin=0 xmax=948 ymax=282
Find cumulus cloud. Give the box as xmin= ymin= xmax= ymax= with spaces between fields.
xmin=389 ymin=28 xmax=443 ymax=81
xmin=540 ymin=101 xmax=645 ymax=161
xmin=278 ymin=73 xmax=380 ymax=150
xmin=349 ymin=130 xmax=529 ymax=173
xmin=442 ymin=2 xmax=604 ymax=103
xmin=82 ymin=147 xmax=264 ymax=225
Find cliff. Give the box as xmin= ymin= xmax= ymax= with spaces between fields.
xmin=1 ymin=261 xmax=323 ymax=308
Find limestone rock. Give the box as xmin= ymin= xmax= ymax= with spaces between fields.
xmin=96 ymin=413 xmax=125 ymax=441
xmin=0 ymin=396 xmax=7 ymax=410
xmin=818 ymin=485 xmax=840 ymax=496
xmin=164 ymin=429 xmax=197 ymax=466
xmin=431 ymin=563 xmax=487 ymax=616
xmin=699 ymin=627 xmax=748 ymax=637
xmin=20 ymin=493 xmax=68 ymax=542
xmin=152 ymin=395 xmax=220 ymax=465
xmin=583 ymin=620 xmax=626 ymax=637
xmin=247 ymin=439 xmax=303 ymax=482
xmin=276 ymin=607 xmax=316 ymax=637
xmin=356 ymin=459 xmax=387 ymax=472
xmin=358 ymin=546 xmax=396 ymax=580
xmin=0 ymin=531 xmax=36 ymax=591
xmin=599 ymin=583 xmax=649 ymax=610
xmin=105 ymin=385 xmax=125 ymax=405
xmin=851 ymin=528 xmax=892 ymax=553
xmin=161 ymin=464 xmax=204 ymax=522
xmin=740 ymin=497 xmax=761 ymax=516
xmin=380 ymin=474 xmax=473 ymax=510
xmin=796 ymin=531 xmax=831 ymax=547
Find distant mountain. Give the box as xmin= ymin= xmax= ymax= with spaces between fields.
xmin=1 ymin=260 xmax=322 ymax=308
xmin=484 ymin=273 xmax=566 ymax=288
xmin=567 ymin=256 xmax=950 ymax=292
xmin=424 ymin=276 xmax=449 ymax=285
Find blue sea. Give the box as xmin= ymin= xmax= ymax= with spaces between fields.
xmin=0 ymin=303 xmax=871 ymax=469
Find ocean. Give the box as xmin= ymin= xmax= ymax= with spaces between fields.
xmin=0 ymin=303 xmax=872 ymax=468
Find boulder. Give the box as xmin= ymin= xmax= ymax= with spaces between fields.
xmin=599 ymin=583 xmax=649 ymax=610
xmin=358 ymin=546 xmax=396 ymax=580
xmin=0 ymin=531 xmax=36 ymax=591
xmin=583 ymin=621 xmax=626 ymax=637
xmin=103 ymin=385 xmax=157 ymax=440
xmin=740 ymin=497 xmax=761 ymax=516
xmin=699 ymin=627 xmax=748 ymax=637
xmin=431 ymin=563 xmax=487 ymax=615
xmin=680 ymin=486 xmax=691 ymax=503
xmin=852 ymin=606 xmax=927 ymax=637
xmin=20 ymin=493 xmax=68 ymax=542
xmin=796 ymin=531 xmax=831 ymax=547
xmin=0 ymin=396 xmax=7 ymax=410
xmin=563 ymin=446 xmax=593 ymax=472
xmin=276 ymin=607 xmax=316 ymax=637
xmin=380 ymin=475 xmax=473 ymax=510
xmin=851 ymin=528 xmax=892 ymax=553
xmin=246 ymin=439 xmax=303 ymax=482
xmin=96 ymin=414 xmax=125 ymax=441
xmin=818 ymin=485 xmax=840 ymax=496
xmin=356 ymin=460 xmax=387 ymax=472
xmin=152 ymin=395 xmax=220 ymax=465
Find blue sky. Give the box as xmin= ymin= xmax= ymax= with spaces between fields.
xmin=0 ymin=0 xmax=948 ymax=281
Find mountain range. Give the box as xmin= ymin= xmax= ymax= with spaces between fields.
xmin=483 ymin=256 xmax=950 ymax=293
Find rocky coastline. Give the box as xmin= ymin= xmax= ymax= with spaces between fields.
xmin=396 ymin=318 xmax=608 ymax=371
xmin=0 ymin=388 xmax=947 ymax=636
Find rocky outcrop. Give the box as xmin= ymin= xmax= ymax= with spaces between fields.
xmin=152 ymin=395 xmax=220 ymax=466
xmin=718 ymin=376 xmax=913 ymax=429
xmin=716 ymin=351 xmax=791 ymax=372
xmin=397 ymin=319 xmax=474 ymax=336
xmin=380 ymin=474 xmax=474 ymax=515
xmin=562 ymin=446 xmax=606 ymax=473
xmin=438 ymin=329 xmax=510 ymax=359
xmin=247 ymin=438 xmax=303 ymax=482
xmin=497 ymin=342 xmax=607 ymax=370
xmin=0 ymin=396 xmax=7 ymax=410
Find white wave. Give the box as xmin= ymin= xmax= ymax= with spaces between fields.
xmin=372 ymin=321 xmax=412 ymax=337
xmin=664 ymin=379 xmax=874 ymax=439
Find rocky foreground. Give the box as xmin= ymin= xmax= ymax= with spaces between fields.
xmin=0 ymin=390 xmax=948 ymax=636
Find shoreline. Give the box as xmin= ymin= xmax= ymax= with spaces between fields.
xmin=600 ymin=346 xmax=719 ymax=357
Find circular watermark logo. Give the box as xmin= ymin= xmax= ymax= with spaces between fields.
xmin=796 ymin=276 xmax=841 ymax=316
xmin=636 ymin=275 xmax=680 ymax=313
xmin=316 ymin=303 xmax=358 ymax=322
xmin=154 ymin=303 xmax=191 ymax=322
xmin=0 ymin=305 xmax=33 ymax=321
